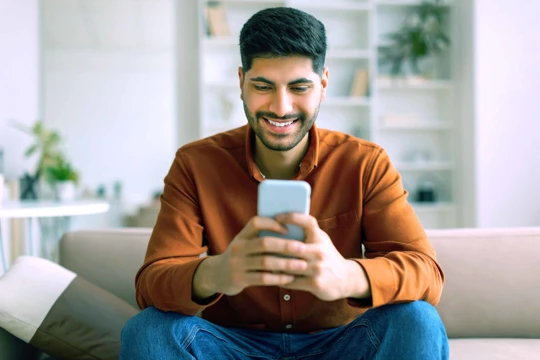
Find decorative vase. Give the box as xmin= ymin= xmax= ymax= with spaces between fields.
xmin=55 ymin=181 xmax=76 ymax=201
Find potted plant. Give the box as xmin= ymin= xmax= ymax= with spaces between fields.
xmin=378 ymin=0 xmax=451 ymax=79
xmin=12 ymin=120 xmax=61 ymax=178
xmin=46 ymin=155 xmax=80 ymax=201
xmin=11 ymin=120 xmax=80 ymax=200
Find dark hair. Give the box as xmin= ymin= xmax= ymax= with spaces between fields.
xmin=239 ymin=7 xmax=327 ymax=75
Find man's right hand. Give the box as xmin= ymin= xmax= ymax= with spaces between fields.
xmin=192 ymin=216 xmax=309 ymax=300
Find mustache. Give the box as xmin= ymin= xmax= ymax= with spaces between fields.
xmin=256 ymin=111 xmax=305 ymax=121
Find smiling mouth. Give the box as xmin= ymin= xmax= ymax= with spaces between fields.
xmin=264 ymin=117 xmax=297 ymax=127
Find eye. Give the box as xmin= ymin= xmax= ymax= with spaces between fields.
xmin=292 ymin=86 xmax=309 ymax=93
xmin=254 ymin=85 xmax=272 ymax=91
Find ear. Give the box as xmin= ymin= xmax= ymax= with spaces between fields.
xmin=238 ymin=66 xmax=244 ymax=101
xmin=320 ymin=66 xmax=329 ymax=101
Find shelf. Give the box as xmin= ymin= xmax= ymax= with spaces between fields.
xmin=379 ymin=121 xmax=453 ymax=131
xmin=324 ymin=97 xmax=371 ymax=107
xmin=288 ymin=2 xmax=372 ymax=11
xmin=410 ymin=202 xmax=455 ymax=212
xmin=395 ymin=162 xmax=454 ymax=171
xmin=376 ymin=79 xmax=453 ymax=90
xmin=376 ymin=0 xmax=453 ymax=7
xmin=198 ymin=1 xmax=460 ymax=228
xmin=203 ymin=0 xmax=374 ymax=10
xmin=327 ymin=49 xmax=372 ymax=59
xmin=212 ymin=0 xmax=285 ymax=4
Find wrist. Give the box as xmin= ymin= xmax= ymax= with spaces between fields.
xmin=344 ymin=259 xmax=371 ymax=299
xmin=192 ymin=256 xmax=220 ymax=301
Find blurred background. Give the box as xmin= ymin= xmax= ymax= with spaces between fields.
xmin=0 ymin=0 xmax=539 ymax=233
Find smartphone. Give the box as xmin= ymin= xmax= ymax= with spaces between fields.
xmin=257 ymin=179 xmax=312 ymax=241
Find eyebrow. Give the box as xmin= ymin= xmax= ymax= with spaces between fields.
xmin=249 ymin=76 xmax=314 ymax=86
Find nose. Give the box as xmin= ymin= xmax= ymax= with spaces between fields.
xmin=268 ymin=88 xmax=293 ymax=118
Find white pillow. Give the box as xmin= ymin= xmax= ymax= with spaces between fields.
xmin=0 ymin=256 xmax=139 ymax=360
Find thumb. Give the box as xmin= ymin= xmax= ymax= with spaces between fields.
xmin=276 ymin=213 xmax=323 ymax=244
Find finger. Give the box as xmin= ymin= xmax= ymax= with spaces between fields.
xmin=244 ymin=271 xmax=295 ymax=287
xmin=245 ymin=237 xmax=323 ymax=263
xmin=241 ymin=216 xmax=288 ymax=239
xmin=244 ymin=236 xmax=306 ymax=257
xmin=281 ymin=275 xmax=313 ymax=292
xmin=244 ymin=255 xmax=308 ymax=274
xmin=275 ymin=213 xmax=321 ymax=242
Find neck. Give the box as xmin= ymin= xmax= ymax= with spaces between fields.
xmin=255 ymin=134 xmax=309 ymax=180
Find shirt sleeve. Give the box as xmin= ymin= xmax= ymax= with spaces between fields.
xmin=135 ymin=150 xmax=223 ymax=314
xmin=348 ymin=148 xmax=445 ymax=308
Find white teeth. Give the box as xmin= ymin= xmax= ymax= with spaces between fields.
xmin=267 ymin=119 xmax=294 ymax=127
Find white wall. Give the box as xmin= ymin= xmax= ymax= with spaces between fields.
xmin=43 ymin=49 xmax=176 ymax=206
xmin=474 ymin=0 xmax=540 ymax=227
xmin=40 ymin=0 xmax=178 ymax=207
xmin=454 ymin=0 xmax=476 ymax=228
xmin=175 ymin=0 xmax=201 ymax=146
xmin=0 ymin=0 xmax=40 ymax=180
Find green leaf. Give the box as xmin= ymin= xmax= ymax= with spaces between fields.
xmin=24 ymin=144 xmax=39 ymax=158
xmin=32 ymin=121 xmax=44 ymax=136
xmin=378 ymin=0 xmax=450 ymax=77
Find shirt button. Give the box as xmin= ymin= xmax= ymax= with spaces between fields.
xmin=285 ymin=324 xmax=292 ymax=329
xmin=283 ymin=294 xmax=291 ymax=301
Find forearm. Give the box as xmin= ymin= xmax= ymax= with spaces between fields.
xmin=136 ymin=257 xmax=220 ymax=314
xmin=356 ymin=252 xmax=444 ymax=307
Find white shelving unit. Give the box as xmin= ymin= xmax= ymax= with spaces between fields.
xmin=196 ymin=0 xmax=460 ymax=228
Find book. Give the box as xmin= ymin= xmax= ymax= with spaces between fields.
xmin=350 ymin=69 xmax=369 ymax=97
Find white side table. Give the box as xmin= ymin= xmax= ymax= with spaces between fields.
xmin=0 ymin=200 xmax=110 ymax=272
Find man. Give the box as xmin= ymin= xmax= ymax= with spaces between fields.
xmin=121 ymin=6 xmax=449 ymax=360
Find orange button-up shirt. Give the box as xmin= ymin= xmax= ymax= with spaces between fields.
xmin=135 ymin=124 xmax=444 ymax=332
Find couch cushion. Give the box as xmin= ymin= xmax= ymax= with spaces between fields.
xmin=0 ymin=256 xmax=138 ymax=360
xmin=428 ymin=227 xmax=540 ymax=338
xmin=0 ymin=327 xmax=40 ymax=360
xmin=449 ymin=338 xmax=540 ymax=360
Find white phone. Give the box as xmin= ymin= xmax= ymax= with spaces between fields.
xmin=257 ymin=179 xmax=312 ymax=241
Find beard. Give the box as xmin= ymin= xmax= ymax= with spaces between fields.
xmin=243 ymin=102 xmax=320 ymax=152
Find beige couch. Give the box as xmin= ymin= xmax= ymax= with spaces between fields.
xmin=1 ymin=227 xmax=539 ymax=359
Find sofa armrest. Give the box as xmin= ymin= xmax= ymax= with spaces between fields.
xmin=59 ymin=228 xmax=151 ymax=310
xmin=429 ymin=227 xmax=540 ymax=338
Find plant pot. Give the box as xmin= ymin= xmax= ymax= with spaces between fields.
xmin=55 ymin=181 xmax=76 ymax=202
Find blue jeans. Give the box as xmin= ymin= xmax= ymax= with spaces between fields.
xmin=120 ymin=301 xmax=449 ymax=359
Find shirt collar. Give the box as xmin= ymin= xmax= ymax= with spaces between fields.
xmin=245 ymin=123 xmax=320 ymax=181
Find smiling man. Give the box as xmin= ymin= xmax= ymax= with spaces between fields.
xmin=120 ymin=7 xmax=449 ymax=360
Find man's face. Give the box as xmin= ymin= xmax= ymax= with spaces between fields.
xmin=239 ymin=56 xmax=328 ymax=151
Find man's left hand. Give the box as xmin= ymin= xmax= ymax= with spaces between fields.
xmin=275 ymin=213 xmax=371 ymax=301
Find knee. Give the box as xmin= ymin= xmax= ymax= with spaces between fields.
xmin=121 ymin=306 xmax=196 ymax=346
xmin=369 ymin=301 xmax=446 ymax=336
xmin=363 ymin=302 xmax=448 ymax=359
xmin=385 ymin=301 xmax=446 ymax=336
xmin=394 ymin=301 xmax=439 ymax=321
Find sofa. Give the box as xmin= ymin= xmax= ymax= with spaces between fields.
xmin=1 ymin=227 xmax=539 ymax=359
